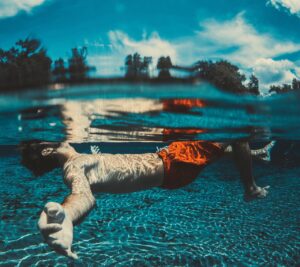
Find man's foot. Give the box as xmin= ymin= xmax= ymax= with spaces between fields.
xmin=257 ymin=141 xmax=276 ymax=162
xmin=244 ymin=186 xmax=270 ymax=202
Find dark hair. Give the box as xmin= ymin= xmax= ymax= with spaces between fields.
xmin=20 ymin=140 xmax=61 ymax=176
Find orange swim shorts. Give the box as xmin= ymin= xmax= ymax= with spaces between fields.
xmin=157 ymin=141 xmax=224 ymax=189
xmin=162 ymin=99 xmax=206 ymax=112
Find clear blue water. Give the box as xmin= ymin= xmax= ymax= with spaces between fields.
xmin=0 ymin=84 xmax=299 ymax=266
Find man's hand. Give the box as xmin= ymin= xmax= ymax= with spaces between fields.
xmin=38 ymin=204 xmax=78 ymax=259
xmin=38 ymin=210 xmax=62 ymax=240
xmin=244 ymin=185 xmax=270 ymax=202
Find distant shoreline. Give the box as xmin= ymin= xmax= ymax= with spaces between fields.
xmin=2 ymin=77 xmax=199 ymax=92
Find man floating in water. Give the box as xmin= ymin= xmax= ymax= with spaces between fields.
xmin=21 ymin=139 xmax=270 ymax=258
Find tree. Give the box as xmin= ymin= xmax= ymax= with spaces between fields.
xmin=247 ymin=74 xmax=260 ymax=95
xmin=269 ymin=78 xmax=300 ymax=94
xmin=132 ymin=53 xmax=142 ymax=77
xmin=125 ymin=54 xmax=133 ymax=78
xmin=269 ymin=84 xmax=292 ymax=94
xmin=193 ymin=60 xmax=247 ymax=93
xmin=68 ymin=47 xmax=95 ymax=81
xmin=124 ymin=53 xmax=152 ymax=79
xmin=141 ymin=56 xmax=152 ymax=78
xmin=157 ymin=56 xmax=172 ymax=79
xmin=0 ymin=38 xmax=52 ymax=90
xmin=16 ymin=38 xmax=41 ymax=57
xmin=292 ymin=78 xmax=300 ymax=91
xmin=52 ymin=58 xmax=67 ymax=82
xmin=126 ymin=53 xmax=141 ymax=78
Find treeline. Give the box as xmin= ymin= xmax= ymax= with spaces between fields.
xmin=269 ymin=78 xmax=300 ymax=94
xmin=0 ymin=38 xmax=94 ymax=90
xmin=52 ymin=47 xmax=95 ymax=83
xmin=0 ymin=39 xmax=51 ymax=90
xmin=124 ymin=52 xmax=259 ymax=94
xmin=124 ymin=52 xmax=300 ymax=95
xmin=1 ymin=37 xmax=299 ymax=95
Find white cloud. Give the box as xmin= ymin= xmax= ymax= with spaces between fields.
xmin=87 ymin=13 xmax=300 ymax=91
xmin=175 ymin=13 xmax=300 ymax=92
xmin=108 ymin=30 xmax=177 ymax=62
xmin=193 ymin=13 xmax=300 ymax=67
xmin=87 ymin=31 xmax=177 ymax=77
xmin=253 ymin=58 xmax=300 ymax=91
xmin=0 ymin=0 xmax=46 ymax=19
xmin=268 ymin=0 xmax=300 ymax=15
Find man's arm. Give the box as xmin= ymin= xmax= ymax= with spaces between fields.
xmin=231 ymin=141 xmax=269 ymax=201
xmin=38 ymin=173 xmax=96 ymax=258
xmin=62 ymin=174 xmax=96 ymax=225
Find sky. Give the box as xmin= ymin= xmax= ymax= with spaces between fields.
xmin=1 ymin=0 xmax=300 ymax=92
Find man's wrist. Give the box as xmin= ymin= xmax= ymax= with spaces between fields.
xmin=61 ymin=204 xmax=73 ymax=222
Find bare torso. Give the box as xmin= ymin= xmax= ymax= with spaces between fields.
xmin=63 ymin=153 xmax=164 ymax=194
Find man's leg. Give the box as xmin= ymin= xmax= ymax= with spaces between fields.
xmin=232 ymin=141 xmax=269 ymax=200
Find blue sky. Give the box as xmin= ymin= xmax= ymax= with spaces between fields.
xmin=1 ymin=0 xmax=300 ymax=92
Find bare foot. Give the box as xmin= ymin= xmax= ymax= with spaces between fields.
xmin=244 ymin=186 xmax=270 ymax=202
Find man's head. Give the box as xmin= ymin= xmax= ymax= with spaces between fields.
xmin=20 ymin=140 xmax=62 ymax=176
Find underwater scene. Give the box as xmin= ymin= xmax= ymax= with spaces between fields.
xmin=0 ymin=84 xmax=299 ymax=266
